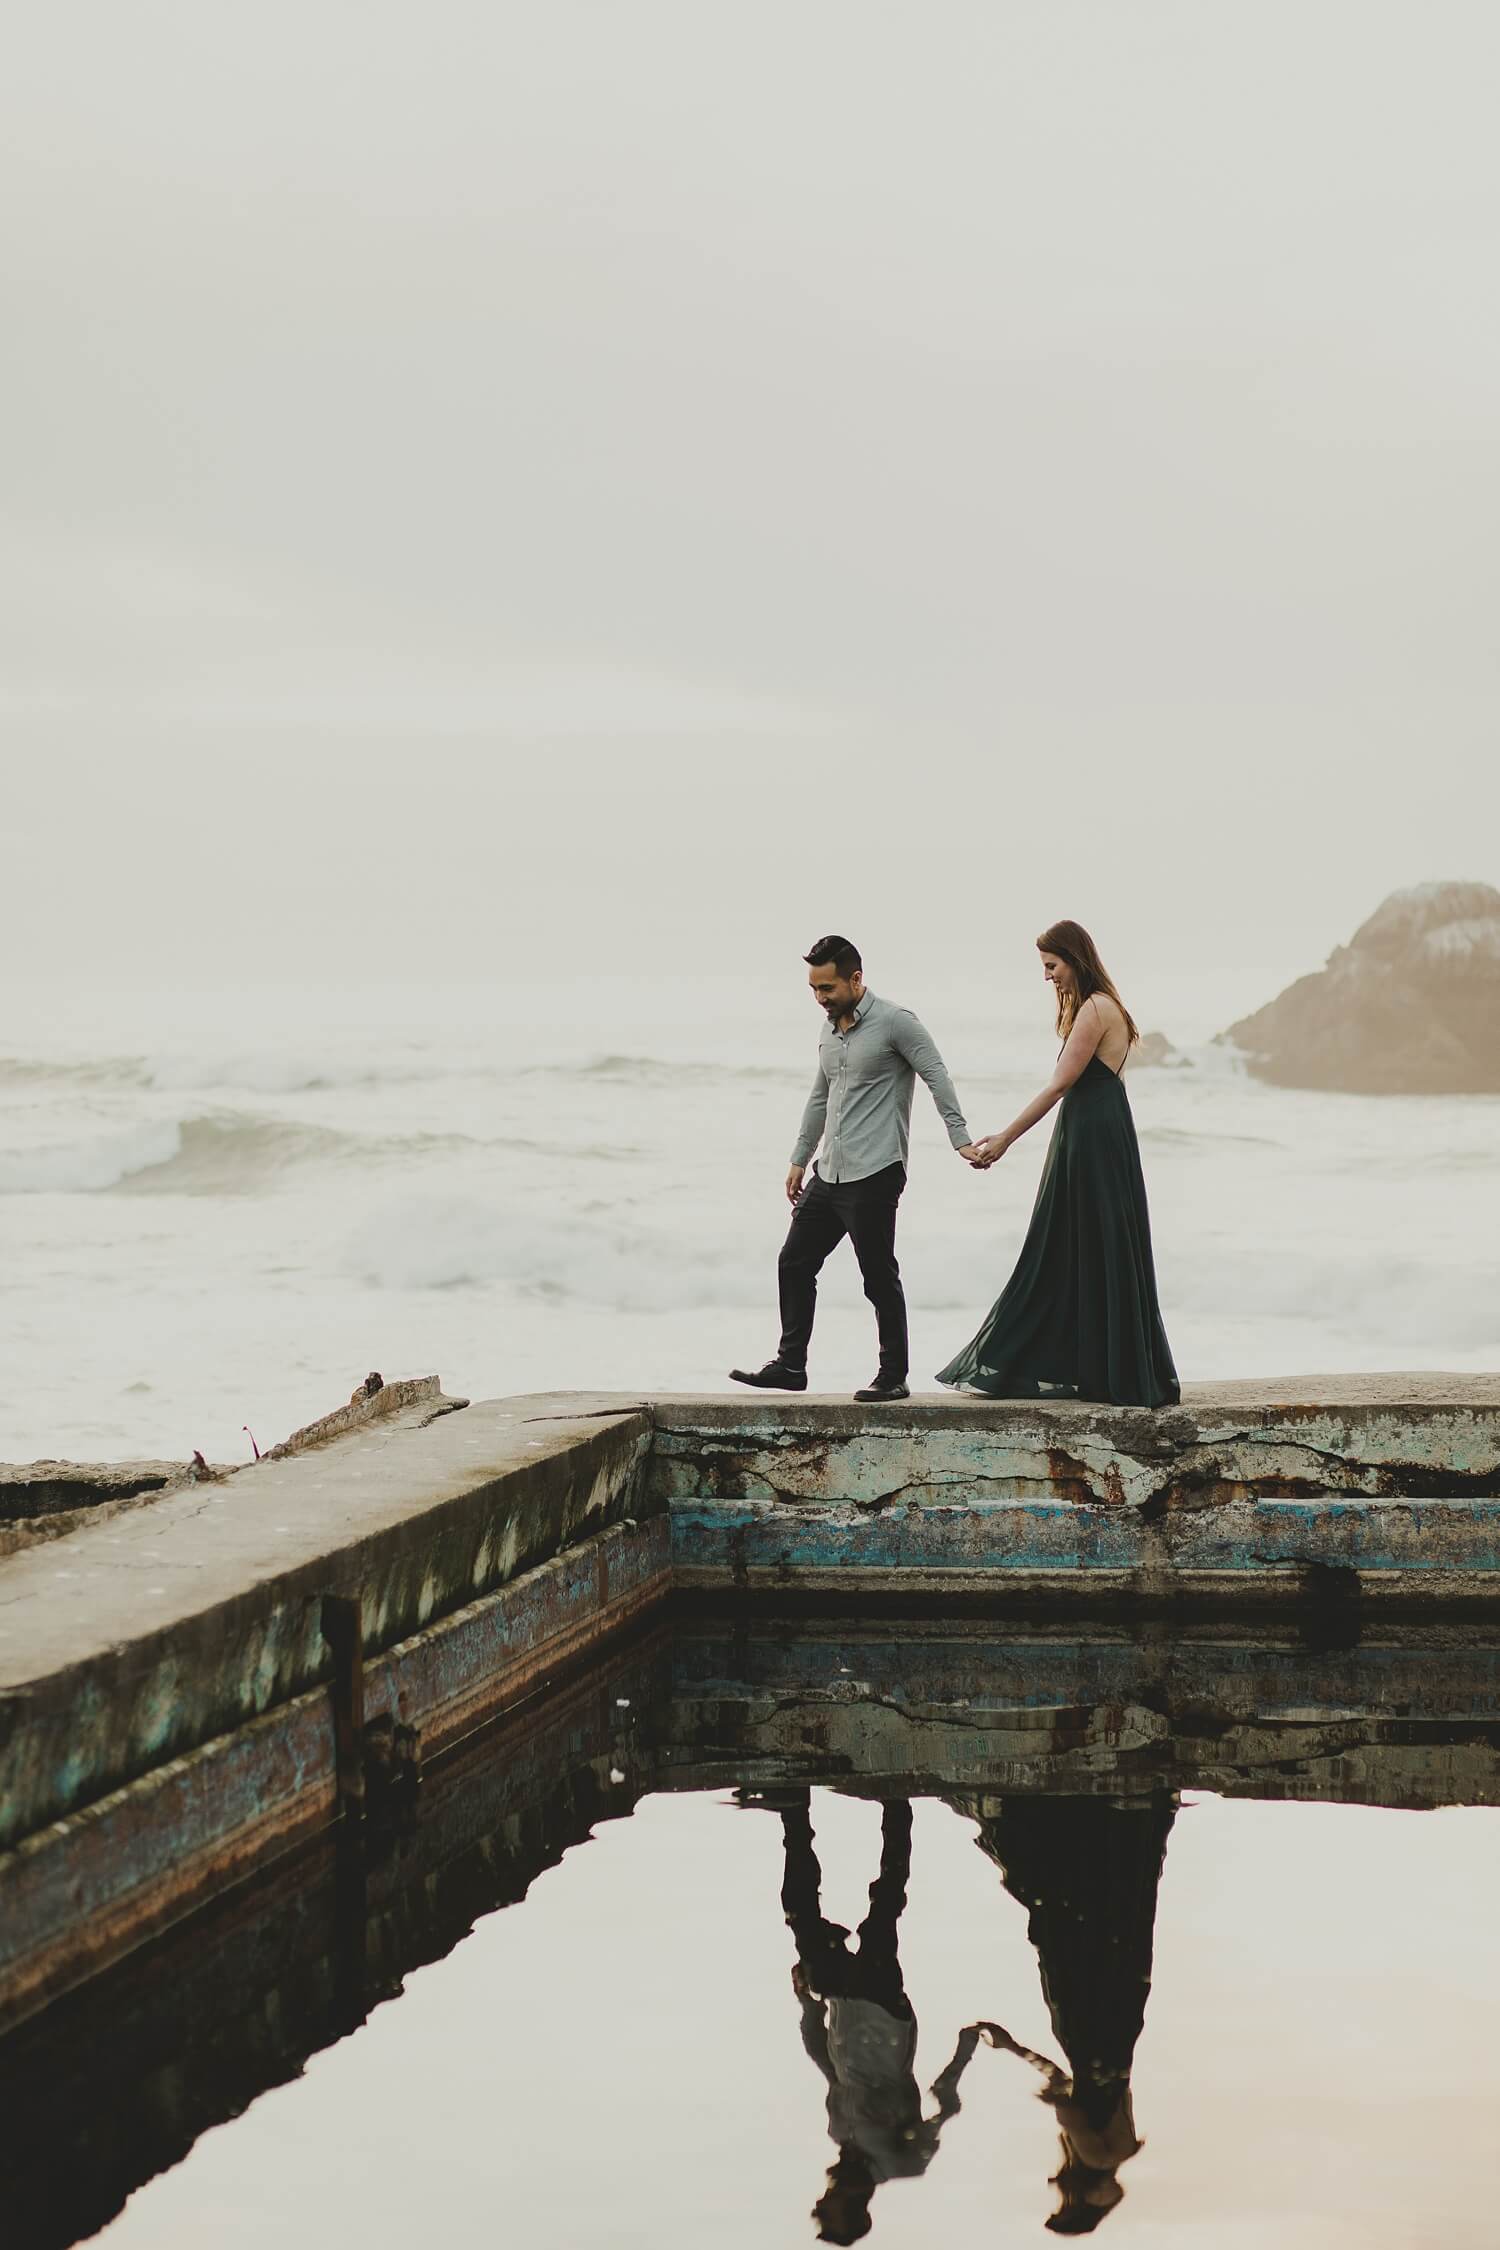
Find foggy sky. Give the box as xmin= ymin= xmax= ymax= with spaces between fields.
xmin=4 ymin=3 xmax=1499 ymax=1028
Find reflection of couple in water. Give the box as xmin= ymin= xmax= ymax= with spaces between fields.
xmin=755 ymin=1788 xmax=1175 ymax=2240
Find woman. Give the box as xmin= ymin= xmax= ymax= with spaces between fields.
xmin=936 ymin=921 xmax=1179 ymax=1408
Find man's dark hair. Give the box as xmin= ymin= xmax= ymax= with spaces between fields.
xmin=804 ymin=934 xmax=862 ymax=979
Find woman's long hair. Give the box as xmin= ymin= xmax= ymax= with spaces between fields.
xmin=1037 ymin=921 xmax=1139 ymax=1046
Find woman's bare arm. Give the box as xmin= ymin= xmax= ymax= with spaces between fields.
xmin=973 ymin=999 xmax=1107 ymax=1164
xmin=968 ymin=2021 xmax=1069 ymax=2097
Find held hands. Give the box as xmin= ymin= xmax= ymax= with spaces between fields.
xmin=961 ymin=1135 xmax=1007 ymax=1170
xmin=785 ymin=1164 xmax=806 ymax=1204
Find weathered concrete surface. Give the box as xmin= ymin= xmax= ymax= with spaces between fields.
xmin=264 ymin=1371 xmax=468 ymax=1457
xmin=650 ymin=1376 xmax=1500 ymax=1509
xmin=0 ymin=1460 xmax=185 ymax=1525
xmin=651 ymin=1378 xmax=1500 ymax=1600
xmin=668 ymin=1494 xmax=1500 ymax=1602
xmin=0 ymin=1514 xmax=668 ymax=2034
xmin=0 ymin=1393 xmax=655 ymax=1852
xmin=0 ymin=1474 xmax=197 ymax=1566
xmin=0 ymin=1375 xmax=465 ymax=1560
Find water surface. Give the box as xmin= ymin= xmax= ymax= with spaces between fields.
xmin=8 ymin=1618 xmax=1499 ymax=2248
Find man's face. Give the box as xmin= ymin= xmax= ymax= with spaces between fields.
xmin=808 ymin=963 xmax=863 ymax=1020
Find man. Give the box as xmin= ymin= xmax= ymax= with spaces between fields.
xmin=731 ymin=935 xmax=979 ymax=1404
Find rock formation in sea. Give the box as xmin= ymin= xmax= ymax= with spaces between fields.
xmin=1224 ymin=881 xmax=1500 ymax=1092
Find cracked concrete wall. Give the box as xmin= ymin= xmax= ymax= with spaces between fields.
xmin=658 ymin=1621 xmax=1500 ymax=1810
xmin=651 ymin=1381 xmax=1500 ymax=1600
xmin=649 ymin=1383 xmax=1500 ymax=1513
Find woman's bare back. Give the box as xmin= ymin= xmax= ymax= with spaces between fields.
xmin=1088 ymin=993 xmax=1132 ymax=1074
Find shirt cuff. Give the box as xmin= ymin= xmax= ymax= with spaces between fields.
xmin=947 ymin=1122 xmax=972 ymax=1149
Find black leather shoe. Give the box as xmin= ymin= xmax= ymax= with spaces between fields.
xmin=729 ymin=1362 xmax=809 ymax=1392
xmin=854 ymin=1377 xmax=910 ymax=1402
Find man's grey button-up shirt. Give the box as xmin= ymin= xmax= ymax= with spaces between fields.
xmin=789 ymin=990 xmax=971 ymax=1184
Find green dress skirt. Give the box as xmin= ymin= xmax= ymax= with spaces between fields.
xmin=936 ymin=1054 xmax=1179 ymax=1408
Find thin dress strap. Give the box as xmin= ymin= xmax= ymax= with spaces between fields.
xmin=1092 ymin=994 xmax=1129 ymax=1075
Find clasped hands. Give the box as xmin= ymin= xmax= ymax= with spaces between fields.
xmin=785 ymin=1141 xmax=1005 ymax=1199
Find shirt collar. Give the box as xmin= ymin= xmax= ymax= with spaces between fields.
xmin=829 ymin=989 xmax=875 ymax=1033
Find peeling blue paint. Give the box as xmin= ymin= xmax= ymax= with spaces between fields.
xmin=669 ymin=1494 xmax=1500 ymax=1582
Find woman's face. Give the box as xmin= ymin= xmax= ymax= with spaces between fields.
xmin=1040 ymin=950 xmax=1075 ymax=998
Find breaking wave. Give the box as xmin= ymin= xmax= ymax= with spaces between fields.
xmin=0 ymin=1114 xmax=366 ymax=1195
xmin=0 ymin=1118 xmax=186 ymax=1194
xmin=0 ymin=1110 xmax=632 ymax=1196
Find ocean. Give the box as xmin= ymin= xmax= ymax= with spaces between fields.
xmin=3 ymin=979 xmax=1498 ymax=1467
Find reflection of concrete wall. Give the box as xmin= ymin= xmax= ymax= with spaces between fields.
xmin=657 ymin=1622 xmax=1500 ymax=1809
xmin=0 ymin=1631 xmax=669 ymax=2250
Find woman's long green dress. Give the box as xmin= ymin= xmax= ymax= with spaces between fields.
xmin=936 ymin=1051 xmax=1179 ymax=1408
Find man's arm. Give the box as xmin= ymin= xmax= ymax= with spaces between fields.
xmin=789 ymin=1062 xmax=828 ymax=1169
xmin=892 ymin=1010 xmax=973 ymax=1153
xmin=928 ymin=2024 xmax=984 ymax=2123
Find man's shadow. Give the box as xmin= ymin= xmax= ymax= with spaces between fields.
xmin=755 ymin=1791 xmax=983 ymax=2245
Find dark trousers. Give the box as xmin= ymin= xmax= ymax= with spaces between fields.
xmin=780 ymin=1792 xmax=914 ymax=2012
xmin=777 ymin=1160 xmax=908 ymax=1380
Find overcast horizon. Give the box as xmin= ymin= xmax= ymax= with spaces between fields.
xmin=5 ymin=3 xmax=1498 ymax=1028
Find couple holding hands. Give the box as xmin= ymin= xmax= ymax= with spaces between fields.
xmin=730 ymin=927 xmax=1179 ymax=1409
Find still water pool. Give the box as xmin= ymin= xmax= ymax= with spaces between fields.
xmin=8 ymin=1618 xmax=1500 ymax=2249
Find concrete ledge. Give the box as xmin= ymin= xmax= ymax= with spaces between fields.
xmin=0 ymin=1514 xmax=668 ymax=2035
xmin=4 ymin=1376 xmax=1500 ymax=2033
xmin=0 ymin=1396 xmax=653 ymax=1850
xmin=6 ymin=1379 xmax=1500 ymax=1852
xmin=0 ymin=1460 xmax=183 ymax=1526
xmin=648 ymin=1377 xmax=1500 ymax=1513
